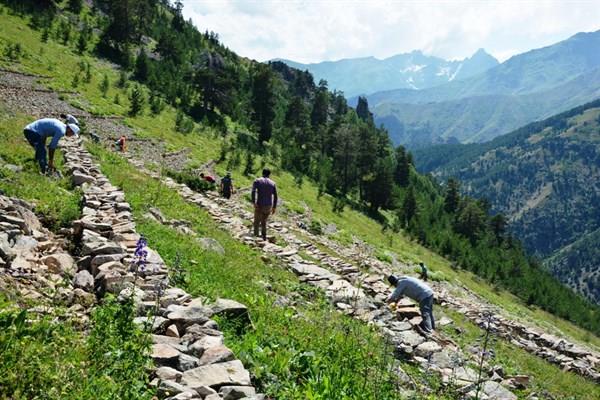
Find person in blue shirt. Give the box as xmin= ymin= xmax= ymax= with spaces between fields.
xmin=23 ymin=118 xmax=79 ymax=173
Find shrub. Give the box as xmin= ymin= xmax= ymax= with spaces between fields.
xmin=175 ymin=110 xmax=194 ymax=133
xmin=309 ymin=218 xmax=323 ymax=235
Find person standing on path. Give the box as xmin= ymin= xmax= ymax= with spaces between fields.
xmin=251 ymin=168 xmax=277 ymax=241
xmin=220 ymin=172 xmax=234 ymax=199
xmin=387 ymin=275 xmax=435 ymax=334
xmin=23 ymin=118 xmax=79 ymax=173
xmin=419 ymin=262 xmax=429 ymax=281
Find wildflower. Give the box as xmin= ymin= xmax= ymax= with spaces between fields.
xmin=133 ymin=236 xmax=148 ymax=272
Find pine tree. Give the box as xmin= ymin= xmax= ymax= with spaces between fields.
xmin=41 ymin=28 xmax=50 ymax=43
xmin=311 ymin=80 xmax=329 ymax=128
xmin=356 ymin=96 xmax=373 ymax=123
xmin=128 ymin=85 xmax=145 ymax=116
xmin=251 ymin=64 xmax=275 ymax=144
xmin=67 ymin=0 xmax=83 ymax=14
xmin=116 ymin=70 xmax=128 ymax=88
xmin=150 ymin=92 xmax=165 ymax=114
xmin=83 ymin=62 xmax=92 ymax=83
xmin=76 ymin=32 xmax=88 ymax=54
xmin=401 ymin=186 xmax=417 ymax=225
xmin=394 ymin=146 xmax=411 ymax=187
xmin=454 ymin=201 xmax=487 ymax=244
xmin=99 ymin=74 xmax=110 ymax=97
xmin=134 ymin=49 xmax=150 ymax=82
xmin=444 ymin=178 xmax=461 ymax=213
xmin=60 ymin=20 xmax=71 ymax=45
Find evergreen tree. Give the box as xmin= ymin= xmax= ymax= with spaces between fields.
xmin=363 ymin=157 xmax=394 ymax=210
xmin=454 ymin=201 xmax=487 ymax=244
xmin=67 ymin=0 xmax=83 ymax=14
xmin=128 ymin=85 xmax=145 ymax=116
xmin=311 ymin=80 xmax=329 ymax=128
xmin=99 ymin=74 xmax=110 ymax=97
xmin=331 ymin=124 xmax=359 ymax=194
xmin=149 ymin=92 xmax=165 ymax=114
xmin=76 ymin=32 xmax=88 ymax=54
xmin=134 ymin=49 xmax=150 ymax=82
xmin=490 ymin=214 xmax=507 ymax=243
xmin=192 ymin=51 xmax=237 ymax=119
xmin=401 ymin=186 xmax=417 ymax=226
xmin=41 ymin=28 xmax=50 ymax=43
xmin=251 ymin=64 xmax=276 ymax=143
xmin=356 ymin=96 xmax=373 ymax=123
xmin=394 ymin=145 xmax=411 ymax=187
xmin=444 ymin=178 xmax=461 ymax=213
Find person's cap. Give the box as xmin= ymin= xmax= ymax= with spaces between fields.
xmin=419 ymin=262 xmax=424 ymax=266
xmin=226 ymin=171 xmax=231 ymax=176
xmin=67 ymin=123 xmax=80 ymax=137
xmin=387 ymin=275 xmax=398 ymax=286
xmin=66 ymin=114 xmax=79 ymax=125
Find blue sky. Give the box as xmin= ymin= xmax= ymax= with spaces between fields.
xmin=182 ymin=0 xmax=600 ymax=63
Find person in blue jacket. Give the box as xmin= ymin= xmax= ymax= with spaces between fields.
xmin=23 ymin=118 xmax=79 ymax=173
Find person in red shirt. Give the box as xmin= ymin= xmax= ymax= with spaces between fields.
xmin=115 ymin=135 xmax=127 ymax=152
xmin=200 ymin=172 xmax=216 ymax=184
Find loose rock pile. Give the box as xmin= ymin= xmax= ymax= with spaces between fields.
xmin=60 ymin=138 xmax=264 ymax=400
xmin=0 ymin=194 xmax=91 ymax=319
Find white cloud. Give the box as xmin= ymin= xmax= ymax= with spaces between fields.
xmin=182 ymin=0 xmax=600 ymax=63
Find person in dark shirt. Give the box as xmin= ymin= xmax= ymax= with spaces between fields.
xmin=220 ymin=172 xmax=234 ymax=199
xmin=251 ymin=168 xmax=277 ymax=241
xmin=419 ymin=262 xmax=428 ymax=281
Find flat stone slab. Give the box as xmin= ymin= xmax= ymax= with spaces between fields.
xmin=290 ymin=262 xmax=340 ymax=281
xmin=415 ymin=341 xmax=443 ymax=357
xmin=167 ymin=305 xmax=211 ymax=325
xmin=181 ymin=360 xmax=251 ymax=389
xmin=326 ymin=279 xmax=366 ymax=302
xmin=151 ymin=343 xmax=181 ymax=362
xmin=198 ymin=345 xmax=235 ymax=366
xmin=396 ymin=330 xmax=426 ymax=347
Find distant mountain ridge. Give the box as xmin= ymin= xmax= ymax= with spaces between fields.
xmin=413 ymin=99 xmax=600 ymax=303
xmin=275 ymin=48 xmax=498 ymax=97
xmin=355 ymin=29 xmax=600 ymax=147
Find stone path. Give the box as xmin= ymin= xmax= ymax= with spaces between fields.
xmin=59 ymin=138 xmax=265 ymax=400
xmin=123 ymin=159 xmax=527 ymax=400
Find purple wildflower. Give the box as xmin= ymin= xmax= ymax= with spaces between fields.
xmin=134 ymin=236 xmax=148 ymax=272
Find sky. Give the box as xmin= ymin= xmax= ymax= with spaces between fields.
xmin=181 ymin=0 xmax=600 ymax=64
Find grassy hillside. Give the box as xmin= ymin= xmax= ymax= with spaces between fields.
xmin=1 ymin=3 xmax=600 ymax=399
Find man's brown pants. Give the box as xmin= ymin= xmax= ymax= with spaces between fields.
xmin=253 ymin=205 xmax=272 ymax=240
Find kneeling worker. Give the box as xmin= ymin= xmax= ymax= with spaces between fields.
xmin=23 ymin=117 xmax=79 ymax=173
xmin=387 ymin=275 xmax=435 ymax=334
